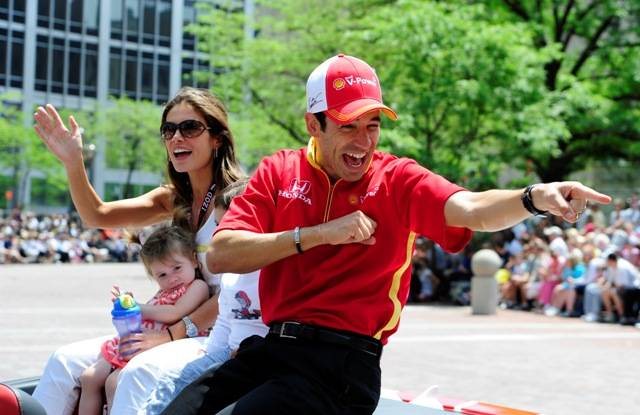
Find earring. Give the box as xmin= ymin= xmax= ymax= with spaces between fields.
xmin=214 ymin=148 xmax=218 ymax=159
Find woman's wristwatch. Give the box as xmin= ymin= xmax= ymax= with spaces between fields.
xmin=182 ymin=316 xmax=198 ymax=338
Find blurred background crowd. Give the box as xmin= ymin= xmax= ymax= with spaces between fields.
xmin=411 ymin=196 xmax=640 ymax=327
xmin=0 ymin=207 xmax=138 ymax=264
xmin=4 ymin=195 xmax=640 ymax=327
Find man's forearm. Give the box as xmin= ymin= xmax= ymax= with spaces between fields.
xmin=207 ymin=229 xmax=319 ymax=274
xmin=445 ymin=189 xmax=531 ymax=232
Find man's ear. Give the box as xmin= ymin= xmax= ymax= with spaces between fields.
xmin=304 ymin=113 xmax=320 ymax=137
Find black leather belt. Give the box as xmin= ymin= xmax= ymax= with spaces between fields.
xmin=269 ymin=321 xmax=382 ymax=357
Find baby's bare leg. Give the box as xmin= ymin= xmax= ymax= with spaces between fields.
xmin=78 ymin=358 xmax=113 ymax=415
xmin=105 ymin=368 xmax=121 ymax=414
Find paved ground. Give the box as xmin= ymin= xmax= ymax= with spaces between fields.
xmin=2 ymin=263 xmax=639 ymax=415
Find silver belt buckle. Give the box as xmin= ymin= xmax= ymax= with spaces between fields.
xmin=279 ymin=321 xmax=300 ymax=339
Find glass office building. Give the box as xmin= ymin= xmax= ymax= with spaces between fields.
xmin=0 ymin=0 xmax=219 ymax=210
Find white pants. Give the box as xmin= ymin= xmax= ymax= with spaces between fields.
xmin=32 ymin=336 xmax=207 ymax=415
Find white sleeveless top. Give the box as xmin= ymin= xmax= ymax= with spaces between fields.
xmin=196 ymin=212 xmax=221 ymax=288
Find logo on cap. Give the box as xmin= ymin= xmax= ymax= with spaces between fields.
xmin=333 ymin=78 xmax=346 ymax=90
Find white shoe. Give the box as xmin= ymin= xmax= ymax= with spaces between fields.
xmin=582 ymin=313 xmax=598 ymax=323
xmin=544 ymin=306 xmax=559 ymax=316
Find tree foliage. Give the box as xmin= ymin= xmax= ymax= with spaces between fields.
xmin=94 ymin=97 xmax=164 ymax=198
xmin=0 ymin=93 xmax=66 ymax=205
xmin=191 ymin=0 xmax=639 ymax=187
xmin=485 ymin=0 xmax=640 ymax=182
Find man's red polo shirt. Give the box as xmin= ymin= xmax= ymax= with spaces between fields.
xmin=217 ymin=141 xmax=472 ymax=344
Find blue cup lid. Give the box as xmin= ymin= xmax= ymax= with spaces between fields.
xmin=111 ymin=294 xmax=141 ymax=318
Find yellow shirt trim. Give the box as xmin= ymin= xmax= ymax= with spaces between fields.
xmin=374 ymin=231 xmax=416 ymax=340
xmin=306 ymin=137 xmax=323 ymax=170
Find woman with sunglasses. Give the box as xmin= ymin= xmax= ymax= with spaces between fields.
xmin=31 ymin=87 xmax=245 ymax=415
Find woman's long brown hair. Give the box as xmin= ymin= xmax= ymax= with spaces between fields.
xmin=161 ymin=87 xmax=244 ymax=228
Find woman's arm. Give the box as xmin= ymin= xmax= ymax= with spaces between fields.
xmin=139 ymin=280 xmax=209 ymax=324
xmin=34 ymin=104 xmax=174 ymax=228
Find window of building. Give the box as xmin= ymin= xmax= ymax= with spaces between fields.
xmin=10 ymin=31 xmax=23 ymax=88
xmin=0 ymin=0 xmax=25 ymax=23
xmin=157 ymin=54 xmax=169 ymax=102
xmin=109 ymin=47 xmax=123 ymax=96
xmin=54 ymin=0 xmax=67 ymax=31
xmin=68 ymin=41 xmax=81 ymax=95
xmin=34 ymin=35 xmax=48 ymax=91
xmin=125 ymin=0 xmax=139 ymax=43
xmin=51 ymin=37 xmax=65 ymax=93
xmin=69 ymin=0 xmax=83 ymax=34
xmin=0 ymin=0 xmax=8 ymax=21
xmin=37 ymin=0 xmax=51 ymax=28
xmin=182 ymin=57 xmax=194 ymax=86
xmin=12 ymin=0 xmax=26 ymax=23
xmin=84 ymin=0 xmax=99 ymax=36
xmin=125 ymin=49 xmax=138 ymax=98
xmin=182 ymin=1 xmax=196 ymax=51
xmin=0 ymin=28 xmax=7 ymax=86
xmin=142 ymin=0 xmax=156 ymax=46
xmin=111 ymin=0 xmax=123 ymax=39
xmin=158 ymin=0 xmax=171 ymax=47
xmin=141 ymin=52 xmax=154 ymax=99
xmin=182 ymin=56 xmax=212 ymax=89
xmin=84 ymin=43 xmax=98 ymax=97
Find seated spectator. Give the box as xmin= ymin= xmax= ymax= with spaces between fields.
xmin=540 ymin=242 xmax=566 ymax=314
xmin=499 ymin=252 xmax=528 ymax=309
xmin=410 ymin=237 xmax=439 ymax=302
xmin=548 ymin=249 xmax=586 ymax=317
xmin=601 ymin=253 xmax=640 ymax=324
xmin=522 ymin=238 xmax=549 ymax=310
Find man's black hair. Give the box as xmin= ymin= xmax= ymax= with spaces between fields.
xmin=607 ymin=252 xmax=618 ymax=261
xmin=313 ymin=112 xmax=326 ymax=131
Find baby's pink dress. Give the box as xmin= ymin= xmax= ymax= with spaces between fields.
xmin=101 ymin=284 xmax=191 ymax=368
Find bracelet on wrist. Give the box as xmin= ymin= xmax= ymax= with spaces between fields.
xmin=294 ymin=226 xmax=303 ymax=254
xmin=521 ymin=184 xmax=547 ymax=216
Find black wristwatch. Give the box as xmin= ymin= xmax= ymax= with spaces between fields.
xmin=182 ymin=316 xmax=198 ymax=338
xmin=521 ymin=184 xmax=547 ymax=216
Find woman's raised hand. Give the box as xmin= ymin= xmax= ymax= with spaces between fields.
xmin=33 ymin=104 xmax=84 ymax=167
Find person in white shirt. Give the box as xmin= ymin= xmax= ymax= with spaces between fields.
xmin=601 ymin=253 xmax=640 ymax=324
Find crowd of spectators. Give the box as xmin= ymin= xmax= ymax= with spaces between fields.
xmin=410 ymin=195 xmax=640 ymax=328
xmin=0 ymin=208 xmax=138 ymax=264
xmin=5 ymin=196 xmax=640 ymax=328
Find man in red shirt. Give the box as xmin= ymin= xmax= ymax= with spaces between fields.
xmin=200 ymin=54 xmax=610 ymax=415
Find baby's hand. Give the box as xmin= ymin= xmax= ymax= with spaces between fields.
xmin=111 ymin=285 xmax=121 ymax=302
xmin=111 ymin=285 xmax=134 ymax=302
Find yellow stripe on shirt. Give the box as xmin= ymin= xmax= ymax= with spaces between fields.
xmin=374 ymin=231 xmax=416 ymax=340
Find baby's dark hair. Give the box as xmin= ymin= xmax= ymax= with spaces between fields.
xmin=214 ymin=178 xmax=249 ymax=210
xmin=139 ymin=225 xmax=197 ymax=276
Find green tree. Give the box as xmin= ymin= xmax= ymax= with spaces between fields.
xmin=356 ymin=1 xmax=555 ymax=188
xmin=0 ymin=93 xmax=65 ymax=208
xmin=96 ymin=97 xmax=164 ymax=198
xmin=474 ymin=0 xmax=640 ymax=181
xmin=191 ymin=0 xmax=639 ymax=185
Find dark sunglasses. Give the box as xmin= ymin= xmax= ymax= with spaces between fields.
xmin=160 ymin=119 xmax=211 ymax=141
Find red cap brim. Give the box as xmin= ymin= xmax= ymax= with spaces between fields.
xmin=325 ymin=99 xmax=398 ymax=125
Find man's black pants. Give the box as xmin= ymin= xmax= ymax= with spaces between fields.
xmin=197 ymin=332 xmax=382 ymax=415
